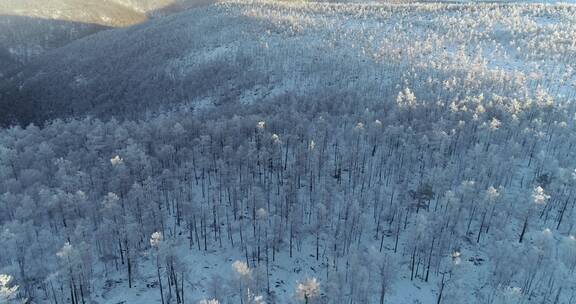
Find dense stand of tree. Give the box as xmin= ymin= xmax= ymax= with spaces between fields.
xmin=0 ymin=82 xmax=575 ymax=302
xmin=1 ymin=1 xmax=576 ymax=303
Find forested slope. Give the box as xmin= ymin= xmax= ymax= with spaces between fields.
xmin=1 ymin=1 xmax=576 ymax=303
xmin=0 ymin=0 xmax=204 ymax=79
xmin=2 ymin=1 xmax=576 ymax=127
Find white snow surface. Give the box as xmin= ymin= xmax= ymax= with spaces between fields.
xmin=1 ymin=0 xmax=576 ymax=303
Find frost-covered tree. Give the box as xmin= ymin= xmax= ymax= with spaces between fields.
xmin=295 ymin=277 xmax=320 ymax=304
xmin=0 ymin=274 xmax=19 ymax=302
xmin=519 ymin=186 xmax=550 ymax=243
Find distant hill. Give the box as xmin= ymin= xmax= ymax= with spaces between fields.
xmin=0 ymin=3 xmax=237 ymax=126
xmin=0 ymin=15 xmax=108 ymax=74
xmin=0 ymin=0 xmax=173 ymax=27
xmin=0 ymin=0 xmax=146 ymax=69
xmin=0 ymin=0 xmax=203 ymax=78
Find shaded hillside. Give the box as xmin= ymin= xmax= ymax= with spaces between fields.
xmin=0 ymin=15 xmax=109 ymax=73
xmin=0 ymin=0 xmax=208 ymax=80
xmin=0 ymin=3 xmax=253 ymax=126
xmin=0 ymin=47 xmax=18 ymax=78
xmin=0 ymin=0 xmax=147 ymax=27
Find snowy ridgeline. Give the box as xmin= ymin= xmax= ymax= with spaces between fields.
xmin=1 ymin=0 xmax=576 ymax=303
xmin=3 ymin=0 xmax=576 ymax=126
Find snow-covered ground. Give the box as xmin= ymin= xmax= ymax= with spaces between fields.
xmin=1 ymin=0 xmax=576 ymax=303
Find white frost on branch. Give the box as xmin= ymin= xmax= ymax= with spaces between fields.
xmin=396 ymin=88 xmax=416 ymax=108
xmin=232 ymin=260 xmax=251 ymax=277
xmin=489 ymin=117 xmax=501 ymax=130
xmin=451 ymin=251 xmax=461 ymax=265
xmin=532 ymin=186 xmax=550 ymax=205
xmin=150 ymin=231 xmax=163 ymax=248
xmin=309 ymin=140 xmax=315 ymax=151
xmin=110 ymin=155 xmax=124 ymax=166
xmin=198 ymin=299 xmax=220 ymax=304
xmin=0 ymin=274 xmax=18 ymax=302
xmin=296 ymin=277 xmax=320 ymax=301
xmin=256 ymin=208 xmax=268 ymax=219
xmin=56 ymin=242 xmax=74 ymax=259
xmin=271 ymin=134 xmax=280 ymax=144
xmin=486 ymin=186 xmax=500 ymax=201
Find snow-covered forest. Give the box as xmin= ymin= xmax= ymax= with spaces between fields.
xmin=1 ymin=0 xmax=576 ymax=303
xmin=0 ymin=0 xmax=202 ymax=79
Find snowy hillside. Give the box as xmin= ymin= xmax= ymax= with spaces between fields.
xmin=2 ymin=0 xmax=576 ymax=126
xmin=1 ymin=0 xmax=576 ymax=304
xmin=0 ymin=0 xmax=200 ymax=26
xmin=0 ymin=0 xmax=148 ymax=27
xmin=0 ymin=0 xmax=206 ymax=78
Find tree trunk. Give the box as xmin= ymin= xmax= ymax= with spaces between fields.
xmin=437 ymin=274 xmax=445 ymax=304
xmin=519 ymin=215 xmax=529 ymax=243
xmin=157 ymin=256 xmax=165 ymax=304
